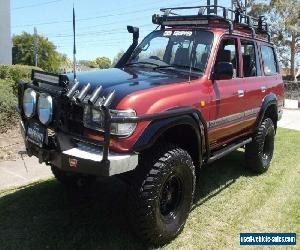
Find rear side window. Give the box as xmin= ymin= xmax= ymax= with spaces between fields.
xmin=261 ymin=46 xmax=278 ymax=75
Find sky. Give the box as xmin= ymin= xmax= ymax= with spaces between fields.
xmin=11 ymin=0 xmax=232 ymax=61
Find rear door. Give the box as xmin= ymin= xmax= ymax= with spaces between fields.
xmin=259 ymin=44 xmax=284 ymax=105
xmin=238 ymin=39 xmax=263 ymax=131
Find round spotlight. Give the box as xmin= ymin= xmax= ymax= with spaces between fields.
xmin=23 ymin=88 xmax=37 ymax=118
xmin=38 ymin=93 xmax=53 ymax=125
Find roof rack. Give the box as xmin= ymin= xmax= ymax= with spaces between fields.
xmin=152 ymin=5 xmax=271 ymax=42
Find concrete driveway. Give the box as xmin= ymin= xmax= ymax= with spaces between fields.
xmin=0 ymin=157 xmax=51 ymax=191
xmin=0 ymin=108 xmax=299 ymax=191
xmin=278 ymin=109 xmax=300 ymax=131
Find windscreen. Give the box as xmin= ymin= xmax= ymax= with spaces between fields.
xmin=129 ymin=29 xmax=214 ymax=73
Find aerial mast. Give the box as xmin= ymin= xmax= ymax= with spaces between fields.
xmin=72 ymin=4 xmax=77 ymax=80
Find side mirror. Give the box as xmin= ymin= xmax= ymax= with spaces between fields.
xmin=213 ymin=62 xmax=233 ymax=80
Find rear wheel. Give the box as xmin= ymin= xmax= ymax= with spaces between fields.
xmin=245 ymin=118 xmax=275 ymax=174
xmin=129 ymin=143 xmax=195 ymax=245
xmin=51 ymin=165 xmax=96 ymax=189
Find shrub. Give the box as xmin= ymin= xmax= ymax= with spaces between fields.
xmin=0 ymin=65 xmax=42 ymax=132
xmin=0 ymin=64 xmax=41 ymax=94
xmin=0 ymin=79 xmax=18 ymax=132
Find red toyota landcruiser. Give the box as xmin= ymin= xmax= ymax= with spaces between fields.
xmin=18 ymin=4 xmax=284 ymax=245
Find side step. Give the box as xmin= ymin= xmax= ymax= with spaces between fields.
xmin=207 ymin=138 xmax=252 ymax=164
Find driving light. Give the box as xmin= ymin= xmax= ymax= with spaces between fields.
xmin=38 ymin=93 xmax=53 ymax=125
xmin=23 ymin=88 xmax=37 ymax=118
xmin=84 ymin=107 xmax=137 ymax=136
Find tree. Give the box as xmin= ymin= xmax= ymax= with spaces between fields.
xmin=78 ymin=60 xmax=98 ymax=68
xmin=250 ymin=0 xmax=300 ymax=79
xmin=112 ymin=50 xmax=125 ymax=66
xmin=12 ymin=32 xmax=65 ymax=72
xmin=94 ymin=57 xmax=111 ymax=69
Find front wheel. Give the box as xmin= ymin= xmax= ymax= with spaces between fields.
xmin=129 ymin=143 xmax=195 ymax=245
xmin=245 ymin=118 xmax=275 ymax=174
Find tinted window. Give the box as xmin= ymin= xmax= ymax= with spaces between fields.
xmin=241 ymin=40 xmax=259 ymax=77
xmin=261 ymin=46 xmax=278 ymax=75
xmin=216 ymin=39 xmax=239 ymax=78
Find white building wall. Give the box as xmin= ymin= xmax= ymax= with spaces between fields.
xmin=0 ymin=0 xmax=12 ymax=65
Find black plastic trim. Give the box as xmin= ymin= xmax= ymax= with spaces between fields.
xmin=131 ymin=107 xmax=209 ymax=164
xmin=255 ymin=93 xmax=278 ymax=130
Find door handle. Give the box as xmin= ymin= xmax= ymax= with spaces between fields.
xmin=237 ymin=89 xmax=245 ymax=98
xmin=261 ymin=86 xmax=267 ymax=93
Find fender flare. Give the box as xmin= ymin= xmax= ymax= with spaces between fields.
xmin=132 ymin=113 xmax=207 ymax=164
xmin=255 ymin=93 xmax=278 ymax=129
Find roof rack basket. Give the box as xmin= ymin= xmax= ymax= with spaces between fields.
xmin=152 ymin=5 xmax=271 ymax=42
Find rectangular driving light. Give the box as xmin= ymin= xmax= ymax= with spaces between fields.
xmin=32 ymin=70 xmax=59 ymax=84
xmin=31 ymin=70 xmax=68 ymax=87
xmin=163 ymin=20 xmax=209 ymax=26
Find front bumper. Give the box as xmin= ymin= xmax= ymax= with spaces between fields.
xmin=20 ymin=121 xmax=138 ymax=177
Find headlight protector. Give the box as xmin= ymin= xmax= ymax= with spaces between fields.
xmin=23 ymin=88 xmax=37 ymax=118
xmin=38 ymin=93 xmax=53 ymax=125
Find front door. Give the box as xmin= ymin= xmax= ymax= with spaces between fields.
xmin=209 ymin=37 xmax=245 ymax=148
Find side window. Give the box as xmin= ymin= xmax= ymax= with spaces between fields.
xmin=241 ymin=40 xmax=258 ymax=77
xmin=261 ymin=45 xmax=278 ymax=75
xmin=216 ymin=38 xmax=239 ymax=78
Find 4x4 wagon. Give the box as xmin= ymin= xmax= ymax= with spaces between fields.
xmin=18 ymin=4 xmax=284 ymax=245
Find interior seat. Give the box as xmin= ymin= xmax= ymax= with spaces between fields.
xmin=243 ymin=55 xmax=256 ymax=77
xmin=173 ymin=48 xmax=190 ymax=66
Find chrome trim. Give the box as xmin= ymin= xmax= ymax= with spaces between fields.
xmin=208 ymin=108 xmax=260 ymax=128
xmin=237 ymin=89 xmax=245 ymax=98
xmin=63 ymin=142 xmax=138 ymax=176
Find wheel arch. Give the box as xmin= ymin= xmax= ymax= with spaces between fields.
xmin=256 ymin=93 xmax=278 ymax=131
xmin=132 ymin=114 xmax=204 ymax=167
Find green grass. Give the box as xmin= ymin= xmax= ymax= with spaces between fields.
xmin=0 ymin=128 xmax=299 ymax=250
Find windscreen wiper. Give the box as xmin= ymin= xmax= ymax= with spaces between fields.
xmin=154 ymin=64 xmax=203 ymax=73
xmin=125 ymin=61 xmax=160 ymax=67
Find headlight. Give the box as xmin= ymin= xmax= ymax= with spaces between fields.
xmin=110 ymin=109 xmax=137 ymax=136
xmin=23 ymin=88 xmax=37 ymax=118
xmin=84 ymin=107 xmax=137 ymax=136
xmin=38 ymin=93 xmax=53 ymax=125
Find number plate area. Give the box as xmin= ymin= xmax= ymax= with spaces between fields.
xmin=26 ymin=122 xmax=47 ymax=148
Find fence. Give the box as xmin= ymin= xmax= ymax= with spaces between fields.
xmin=284 ymin=81 xmax=300 ymax=101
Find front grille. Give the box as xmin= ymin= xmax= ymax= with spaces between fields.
xmin=57 ymin=103 xmax=85 ymax=135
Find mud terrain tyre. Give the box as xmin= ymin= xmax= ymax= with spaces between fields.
xmin=245 ymin=118 xmax=275 ymax=174
xmin=51 ymin=165 xmax=96 ymax=189
xmin=129 ymin=143 xmax=195 ymax=245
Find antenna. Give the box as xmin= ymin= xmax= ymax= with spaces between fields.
xmin=72 ymin=4 xmax=77 ymax=80
xmin=33 ymin=27 xmax=38 ymax=67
